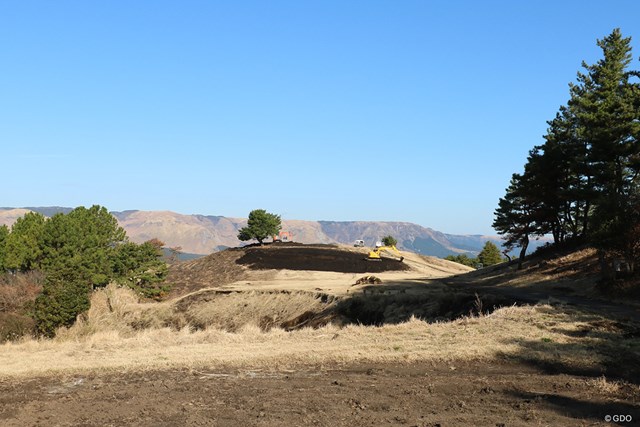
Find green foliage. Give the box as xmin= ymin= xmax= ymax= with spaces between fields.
xmin=494 ymin=28 xmax=640 ymax=282
xmin=477 ymin=242 xmax=503 ymax=267
xmin=573 ymin=31 xmax=640 ymax=271
xmin=112 ymin=240 xmax=169 ymax=299
xmin=1 ymin=205 xmax=171 ymax=335
xmin=40 ymin=206 xmax=127 ymax=288
xmin=381 ymin=235 xmax=398 ymax=247
xmin=4 ymin=212 xmax=46 ymax=271
xmin=237 ymin=209 xmax=282 ymax=244
xmin=32 ymin=265 xmax=92 ymax=337
xmin=444 ymin=254 xmax=478 ymax=268
xmin=0 ymin=225 xmax=8 ymax=271
xmin=493 ymin=173 xmax=538 ymax=268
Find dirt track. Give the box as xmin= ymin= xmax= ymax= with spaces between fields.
xmin=2 ymin=362 xmax=637 ymax=426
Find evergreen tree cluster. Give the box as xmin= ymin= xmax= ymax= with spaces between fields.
xmin=0 ymin=206 xmax=168 ymax=336
xmin=494 ymin=29 xmax=640 ymax=277
xmin=445 ymin=242 xmax=505 ymax=269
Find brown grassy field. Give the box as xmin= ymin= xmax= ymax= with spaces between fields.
xmin=1 ymin=244 xmax=639 ymax=425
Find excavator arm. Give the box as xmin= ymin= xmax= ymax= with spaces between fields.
xmin=367 ymin=245 xmax=404 ymax=262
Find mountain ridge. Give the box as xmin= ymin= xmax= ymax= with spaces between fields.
xmin=0 ymin=207 xmax=546 ymax=257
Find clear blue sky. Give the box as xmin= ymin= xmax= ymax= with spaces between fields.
xmin=1 ymin=1 xmax=639 ymax=234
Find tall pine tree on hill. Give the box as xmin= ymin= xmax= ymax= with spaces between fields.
xmin=494 ymin=28 xmax=640 ymax=284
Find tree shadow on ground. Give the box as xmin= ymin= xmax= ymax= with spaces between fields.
xmin=505 ymin=390 xmax=639 ymax=424
xmin=339 ymin=277 xmax=522 ymax=325
xmin=500 ymin=307 xmax=640 ymax=386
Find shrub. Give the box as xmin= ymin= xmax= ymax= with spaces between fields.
xmin=0 ymin=313 xmax=35 ymax=343
xmin=381 ymin=235 xmax=398 ymax=247
xmin=32 ymin=267 xmax=91 ymax=337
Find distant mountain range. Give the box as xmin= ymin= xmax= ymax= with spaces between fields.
xmin=0 ymin=207 xmax=549 ymax=257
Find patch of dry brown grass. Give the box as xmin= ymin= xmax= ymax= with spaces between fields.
xmin=2 ymin=292 xmax=631 ymax=380
xmin=181 ymin=290 xmax=335 ymax=331
xmin=0 ymin=271 xmax=43 ymax=313
xmin=0 ymin=272 xmax=43 ymax=342
xmin=587 ymin=375 xmax=623 ymax=395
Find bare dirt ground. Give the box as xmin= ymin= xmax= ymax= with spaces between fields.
xmin=2 ymin=362 xmax=638 ymax=427
xmin=3 ymin=244 xmax=640 ymax=426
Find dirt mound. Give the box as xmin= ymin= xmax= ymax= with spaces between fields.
xmin=237 ymin=245 xmax=410 ymax=273
xmin=167 ymin=244 xmax=410 ymax=297
xmin=171 ymin=289 xmax=340 ymax=331
xmin=166 ymin=248 xmax=249 ymax=297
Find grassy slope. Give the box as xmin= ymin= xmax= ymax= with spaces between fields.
xmin=1 ymin=283 xmax=639 ymax=383
xmin=1 ymin=246 xmax=639 ymax=388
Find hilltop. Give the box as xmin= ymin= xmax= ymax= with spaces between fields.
xmin=166 ymin=242 xmax=469 ymax=298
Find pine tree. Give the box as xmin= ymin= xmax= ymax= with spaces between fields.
xmin=569 ymin=29 xmax=640 ymax=274
xmin=4 ymin=212 xmax=46 ymax=271
xmin=493 ymin=173 xmax=539 ymax=269
xmin=477 ymin=242 xmax=503 ymax=267
xmin=237 ymin=209 xmax=282 ymax=245
xmin=0 ymin=225 xmax=8 ymax=271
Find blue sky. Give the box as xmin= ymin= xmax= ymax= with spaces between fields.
xmin=1 ymin=1 xmax=639 ymax=234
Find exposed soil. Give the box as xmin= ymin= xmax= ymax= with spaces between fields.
xmin=167 ymin=244 xmax=410 ymax=298
xmin=237 ymin=244 xmax=409 ymax=273
xmin=166 ymin=248 xmax=249 ymax=297
xmin=2 ymin=361 xmax=638 ymax=426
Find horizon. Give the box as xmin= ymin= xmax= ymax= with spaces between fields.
xmin=1 ymin=205 xmax=502 ymax=237
xmin=2 ymin=1 xmax=639 ymax=234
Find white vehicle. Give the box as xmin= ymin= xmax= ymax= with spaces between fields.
xmin=354 ymin=240 xmax=365 ymax=247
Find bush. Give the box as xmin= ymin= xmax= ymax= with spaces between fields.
xmin=112 ymin=240 xmax=170 ymax=299
xmin=381 ymin=235 xmax=398 ymax=247
xmin=33 ymin=267 xmax=91 ymax=337
xmin=444 ymin=254 xmax=478 ymax=268
xmin=0 ymin=271 xmax=43 ymax=341
xmin=0 ymin=313 xmax=35 ymax=343
xmin=0 ymin=271 xmax=43 ymax=312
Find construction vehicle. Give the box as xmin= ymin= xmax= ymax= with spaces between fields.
xmin=354 ymin=240 xmax=365 ymax=247
xmin=367 ymin=245 xmax=404 ymax=262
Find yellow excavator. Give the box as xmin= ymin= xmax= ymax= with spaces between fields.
xmin=367 ymin=245 xmax=404 ymax=262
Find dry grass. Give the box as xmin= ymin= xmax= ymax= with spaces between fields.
xmin=181 ymin=290 xmax=335 ymax=331
xmin=0 ymin=271 xmax=43 ymax=312
xmin=2 ymin=283 xmax=634 ymax=379
xmin=0 ymin=272 xmax=43 ymax=342
xmin=460 ymin=247 xmax=601 ymax=297
xmin=587 ymin=375 xmax=623 ymax=395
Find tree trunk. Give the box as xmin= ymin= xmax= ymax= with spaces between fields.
xmin=598 ymin=249 xmax=613 ymax=286
xmin=582 ymin=176 xmax=591 ymax=236
xmin=518 ymin=235 xmax=529 ymax=270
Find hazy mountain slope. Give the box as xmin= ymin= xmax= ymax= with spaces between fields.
xmin=0 ymin=207 xmax=543 ymax=257
xmin=113 ymin=211 xmax=246 ymax=254
xmin=0 ymin=209 xmax=34 ymax=227
xmin=317 ymin=221 xmax=465 ymax=256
